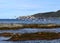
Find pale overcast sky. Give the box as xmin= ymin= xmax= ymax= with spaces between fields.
xmin=0 ymin=0 xmax=60 ymax=19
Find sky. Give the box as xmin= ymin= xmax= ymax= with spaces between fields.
xmin=0 ymin=0 xmax=60 ymax=19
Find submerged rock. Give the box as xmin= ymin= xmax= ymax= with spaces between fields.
xmin=8 ymin=32 xmax=60 ymax=41
xmin=0 ymin=32 xmax=13 ymax=37
xmin=9 ymin=33 xmax=21 ymax=41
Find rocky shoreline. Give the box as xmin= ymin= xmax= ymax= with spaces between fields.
xmin=0 ymin=32 xmax=13 ymax=37
xmin=0 ymin=23 xmax=60 ymax=41
xmin=0 ymin=32 xmax=60 ymax=41
xmin=0 ymin=23 xmax=60 ymax=30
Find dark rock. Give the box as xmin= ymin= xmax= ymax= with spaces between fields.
xmin=8 ymin=32 xmax=60 ymax=41
xmin=0 ymin=32 xmax=13 ymax=37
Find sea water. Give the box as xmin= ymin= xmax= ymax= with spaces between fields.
xmin=0 ymin=18 xmax=60 ymax=43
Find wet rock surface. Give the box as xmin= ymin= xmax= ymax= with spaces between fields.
xmin=0 ymin=23 xmax=60 ymax=30
xmin=6 ymin=32 xmax=60 ymax=41
xmin=0 ymin=32 xmax=13 ymax=37
xmin=0 ymin=24 xmax=60 ymax=41
xmin=0 ymin=32 xmax=60 ymax=41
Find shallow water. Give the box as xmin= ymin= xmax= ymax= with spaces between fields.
xmin=0 ymin=39 xmax=60 ymax=43
xmin=0 ymin=18 xmax=60 ymax=43
xmin=0 ymin=28 xmax=60 ymax=34
xmin=0 ymin=28 xmax=60 ymax=43
xmin=0 ymin=37 xmax=10 ymax=41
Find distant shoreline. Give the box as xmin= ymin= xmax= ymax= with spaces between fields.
xmin=17 ymin=10 xmax=60 ymax=19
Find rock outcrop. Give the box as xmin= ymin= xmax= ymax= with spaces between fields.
xmin=0 ymin=32 xmax=13 ymax=37
xmin=8 ymin=32 xmax=60 ymax=41
xmin=0 ymin=23 xmax=60 ymax=30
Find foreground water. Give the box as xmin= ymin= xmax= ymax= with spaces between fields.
xmin=0 ymin=28 xmax=60 ymax=34
xmin=0 ymin=39 xmax=60 ymax=43
xmin=0 ymin=18 xmax=60 ymax=43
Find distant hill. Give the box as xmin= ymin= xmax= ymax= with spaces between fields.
xmin=17 ymin=10 xmax=60 ymax=19
xmin=32 ymin=10 xmax=60 ymax=18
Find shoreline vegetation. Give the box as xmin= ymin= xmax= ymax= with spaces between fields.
xmin=0 ymin=23 xmax=60 ymax=30
xmin=0 ymin=32 xmax=60 ymax=41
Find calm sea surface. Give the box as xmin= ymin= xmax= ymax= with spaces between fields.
xmin=0 ymin=18 xmax=60 ymax=43
xmin=0 ymin=18 xmax=60 ymax=24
